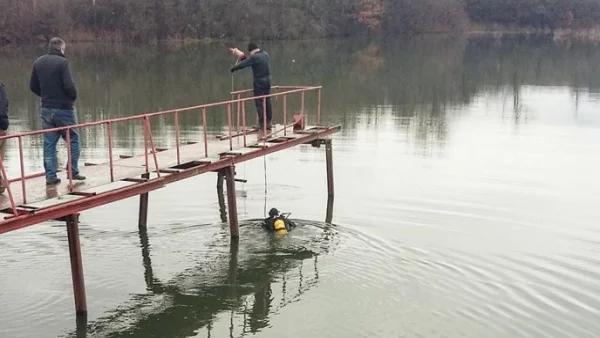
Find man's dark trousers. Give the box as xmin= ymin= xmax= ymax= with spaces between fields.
xmin=253 ymin=77 xmax=272 ymax=126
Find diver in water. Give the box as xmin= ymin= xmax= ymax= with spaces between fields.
xmin=262 ymin=208 xmax=296 ymax=235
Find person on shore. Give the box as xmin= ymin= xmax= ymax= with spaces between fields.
xmin=0 ymin=82 xmax=9 ymax=194
xmin=30 ymin=37 xmax=85 ymax=185
xmin=230 ymin=42 xmax=273 ymax=130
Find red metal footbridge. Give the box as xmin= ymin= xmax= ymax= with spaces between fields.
xmin=0 ymin=85 xmax=339 ymax=316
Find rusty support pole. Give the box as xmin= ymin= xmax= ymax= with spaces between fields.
xmin=66 ymin=214 xmax=87 ymax=316
xmin=228 ymin=236 xmax=239 ymax=299
xmin=325 ymin=139 xmax=334 ymax=198
xmin=217 ymin=171 xmax=227 ymax=223
xmin=317 ymin=88 xmax=322 ymax=125
xmin=325 ymin=195 xmax=334 ymax=224
xmin=224 ymin=166 xmax=239 ymax=237
xmin=138 ymin=225 xmax=156 ymax=291
xmin=138 ymin=173 xmax=150 ymax=228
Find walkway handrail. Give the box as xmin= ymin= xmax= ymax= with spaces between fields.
xmin=0 ymin=85 xmax=324 ymax=217
xmin=0 ymin=86 xmax=322 ymax=141
xmin=229 ymin=85 xmax=316 ymax=96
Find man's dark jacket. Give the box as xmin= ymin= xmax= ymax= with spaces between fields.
xmin=30 ymin=49 xmax=78 ymax=109
xmin=0 ymin=83 xmax=8 ymax=130
xmin=231 ymin=50 xmax=271 ymax=81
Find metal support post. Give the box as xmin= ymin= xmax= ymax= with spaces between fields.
xmin=138 ymin=173 xmax=150 ymax=228
xmin=325 ymin=139 xmax=334 ymax=198
xmin=224 ymin=166 xmax=239 ymax=237
xmin=65 ymin=214 xmax=87 ymax=316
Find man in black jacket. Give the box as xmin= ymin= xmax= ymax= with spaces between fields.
xmin=0 ymin=82 xmax=9 ymax=194
xmin=30 ymin=37 xmax=85 ymax=185
xmin=231 ymin=42 xmax=273 ymax=130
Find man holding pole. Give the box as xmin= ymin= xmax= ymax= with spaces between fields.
xmin=230 ymin=42 xmax=273 ymax=130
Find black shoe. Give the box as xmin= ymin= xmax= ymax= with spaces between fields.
xmin=46 ymin=178 xmax=61 ymax=186
xmin=72 ymin=174 xmax=86 ymax=181
xmin=255 ymin=123 xmax=272 ymax=130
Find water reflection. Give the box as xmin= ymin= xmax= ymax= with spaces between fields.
xmin=2 ymin=36 xmax=600 ymax=169
xmin=65 ymin=223 xmax=334 ymax=338
xmin=2 ymin=35 xmax=600 ymax=338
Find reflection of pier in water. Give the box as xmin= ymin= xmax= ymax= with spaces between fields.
xmin=70 ymin=197 xmax=335 ymax=338
xmin=0 ymin=85 xmax=339 ymax=319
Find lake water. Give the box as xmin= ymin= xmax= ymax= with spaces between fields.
xmin=1 ymin=35 xmax=600 ymax=338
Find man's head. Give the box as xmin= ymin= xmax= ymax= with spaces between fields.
xmin=48 ymin=37 xmax=66 ymax=54
xmin=247 ymin=42 xmax=259 ymax=53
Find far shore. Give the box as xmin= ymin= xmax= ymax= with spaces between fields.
xmin=4 ymin=25 xmax=600 ymax=48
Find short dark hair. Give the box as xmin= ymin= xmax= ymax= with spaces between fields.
xmin=48 ymin=37 xmax=66 ymax=51
xmin=247 ymin=42 xmax=258 ymax=52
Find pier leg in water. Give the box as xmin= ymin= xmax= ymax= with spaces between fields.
xmin=325 ymin=139 xmax=334 ymax=198
xmin=224 ymin=166 xmax=239 ymax=237
xmin=228 ymin=237 xmax=239 ymax=299
xmin=138 ymin=226 xmax=156 ymax=291
xmin=138 ymin=173 xmax=150 ymax=228
xmin=65 ymin=214 xmax=87 ymax=316
xmin=325 ymin=195 xmax=334 ymax=224
xmin=75 ymin=315 xmax=88 ymax=338
xmin=217 ymin=171 xmax=227 ymax=223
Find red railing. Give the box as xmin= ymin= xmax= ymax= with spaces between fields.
xmin=0 ymin=85 xmax=323 ymax=217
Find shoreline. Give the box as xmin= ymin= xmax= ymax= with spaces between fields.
xmin=5 ymin=26 xmax=600 ymax=47
xmin=466 ymin=23 xmax=600 ymax=41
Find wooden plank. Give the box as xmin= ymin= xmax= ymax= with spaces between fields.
xmin=220 ymin=148 xmax=259 ymax=157
xmin=81 ymin=180 xmax=138 ymax=194
xmin=21 ymin=194 xmax=85 ymax=209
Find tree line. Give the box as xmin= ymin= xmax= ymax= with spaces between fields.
xmin=1 ymin=0 xmax=600 ymax=44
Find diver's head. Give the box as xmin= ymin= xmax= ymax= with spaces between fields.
xmin=268 ymin=208 xmax=279 ymax=218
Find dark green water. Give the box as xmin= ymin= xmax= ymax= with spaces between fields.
xmin=1 ymin=35 xmax=600 ymax=338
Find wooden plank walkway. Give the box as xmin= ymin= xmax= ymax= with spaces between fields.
xmin=0 ymin=125 xmax=328 ymax=216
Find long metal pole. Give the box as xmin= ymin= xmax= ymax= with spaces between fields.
xmin=325 ymin=139 xmax=334 ymax=198
xmin=143 ymin=121 xmax=149 ymax=173
xmin=66 ymin=214 xmax=87 ymax=316
xmin=145 ymin=118 xmax=161 ymax=177
xmin=202 ymin=107 xmax=208 ymax=157
xmin=262 ymin=97 xmax=267 ymax=135
xmin=107 ymin=122 xmax=114 ymax=182
xmin=174 ymin=111 xmax=181 ymax=165
xmin=0 ymin=151 xmax=17 ymax=215
xmin=224 ymin=166 xmax=239 ymax=237
xmin=139 ymin=173 xmax=150 ymax=228
xmin=228 ymin=103 xmax=233 ymax=151
xmin=301 ymin=91 xmax=305 ymax=118
xmin=283 ymin=95 xmax=287 ymax=136
xmin=66 ymin=128 xmax=73 ymax=191
xmin=17 ymin=136 xmax=26 ymax=203
xmin=242 ymin=103 xmax=247 ymax=147
xmin=317 ymin=88 xmax=322 ymax=125
xmin=236 ymin=94 xmax=241 ymax=134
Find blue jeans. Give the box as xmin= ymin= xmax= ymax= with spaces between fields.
xmin=41 ymin=108 xmax=80 ymax=181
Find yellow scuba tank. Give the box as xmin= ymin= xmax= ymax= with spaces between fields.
xmin=273 ymin=218 xmax=288 ymax=235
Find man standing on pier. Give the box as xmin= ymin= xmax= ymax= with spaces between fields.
xmin=30 ymin=37 xmax=85 ymax=185
xmin=230 ymin=42 xmax=273 ymax=130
